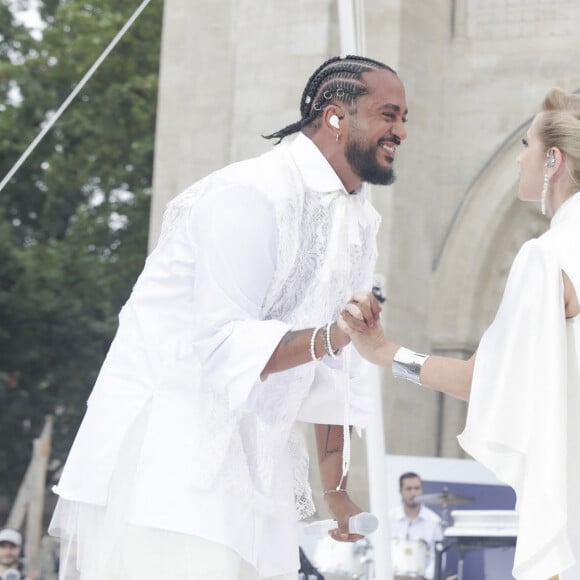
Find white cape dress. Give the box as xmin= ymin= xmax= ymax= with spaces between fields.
xmin=458 ymin=192 xmax=580 ymax=580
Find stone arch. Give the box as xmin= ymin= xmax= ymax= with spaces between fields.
xmin=431 ymin=120 xmax=549 ymax=351
xmin=429 ymin=117 xmax=549 ymax=456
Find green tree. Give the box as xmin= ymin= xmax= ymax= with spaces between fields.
xmin=0 ymin=0 xmax=162 ymax=498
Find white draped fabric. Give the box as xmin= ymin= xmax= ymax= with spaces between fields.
xmin=49 ymin=133 xmax=380 ymax=579
xmin=458 ymin=192 xmax=580 ymax=580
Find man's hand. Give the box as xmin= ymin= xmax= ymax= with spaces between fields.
xmin=324 ymin=491 xmax=364 ymax=542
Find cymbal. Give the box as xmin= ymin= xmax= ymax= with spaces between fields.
xmin=415 ymin=491 xmax=474 ymax=506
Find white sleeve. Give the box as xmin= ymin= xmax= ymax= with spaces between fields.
xmin=295 ymin=346 xmax=371 ymax=428
xmin=458 ymin=239 xmax=574 ymax=579
xmin=188 ymin=183 xmax=291 ymax=410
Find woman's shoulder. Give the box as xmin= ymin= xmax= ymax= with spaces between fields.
xmin=537 ymin=218 xmax=580 ymax=259
xmin=523 ymin=215 xmax=576 ymax=251
xmin=517 ymin=227 xmax=580 ymax=294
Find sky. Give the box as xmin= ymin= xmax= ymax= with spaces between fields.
xmin=8 ymin=0 xmax=44 ymax=38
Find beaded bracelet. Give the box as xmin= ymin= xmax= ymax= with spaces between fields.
xmin=323 ymin=489 xmax=347 ymax=495
xmin=323 ymin=322 xmax=341 ymax=358
xmin=309 ymin=326 xmax=324 ymax=361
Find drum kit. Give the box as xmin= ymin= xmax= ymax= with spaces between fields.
xmin=392 ymin=488 xmax=474 ymax=580
xmin=414 ymin=487 xmax=475 ymax=529
xmin=309 ymin=488 xmax=474 ymax=579
xmin=311 ymin=535 xmax=374 ymax=579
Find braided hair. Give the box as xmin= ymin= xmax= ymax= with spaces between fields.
xmin=263 ymin=55 xmax=396 ymax=144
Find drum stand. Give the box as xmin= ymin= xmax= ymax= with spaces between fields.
xmin=417 ymin=486 xmax=476 ymax=580
xmin=353 ymin=537 xmax=374 ymax=580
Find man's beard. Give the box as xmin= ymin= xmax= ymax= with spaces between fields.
xmin=345 ymin=135 xmax=396 ymax=186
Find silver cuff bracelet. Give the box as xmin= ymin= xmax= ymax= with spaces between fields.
xmin=392 ymin=346 xmax=430 ymax=385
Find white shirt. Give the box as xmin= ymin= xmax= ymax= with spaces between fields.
xmin=459 ymin=192 xmax=580 ymax=580
xmin=52 ymin=133 xmax=380 ymax=577
xmin=390 ymin=504 xmax=442 ymax=579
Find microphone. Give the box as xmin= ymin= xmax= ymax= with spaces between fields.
xmin=3 ymin=570 xmax=22 ymax=580
xmin=304 ymin=512 xmax=379 ymax=538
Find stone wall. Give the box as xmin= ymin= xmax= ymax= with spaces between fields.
xmin=150 ymin=0 xmax=580 ymax=504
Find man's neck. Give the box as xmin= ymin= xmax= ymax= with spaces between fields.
xmin=404 ymin=504 xmax=421 ymax=519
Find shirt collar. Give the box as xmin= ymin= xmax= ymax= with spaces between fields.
xmin=288 ymin=132 xmax=364 ymax=197
xmin=394 ymin=504 xmax=429 ymax=522
xmin=551 ymin=190 xmax=580 ymax=228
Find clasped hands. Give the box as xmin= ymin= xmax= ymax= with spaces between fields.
xmin=338 ymin=291 xmax=390 ymax=366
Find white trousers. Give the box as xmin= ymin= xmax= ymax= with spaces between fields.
xmin=121 ymin=528 xmax=297 ymax=580
xmin=51 ymin=406 xmax=298 ymax=580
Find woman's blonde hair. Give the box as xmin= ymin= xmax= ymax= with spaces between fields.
xmin=539 ymin=88 xmax=580 ymax=191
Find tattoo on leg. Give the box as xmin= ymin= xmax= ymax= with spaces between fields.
xmin=324 ymin=425 xmax=342 ymax=455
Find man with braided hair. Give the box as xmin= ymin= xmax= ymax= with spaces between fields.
xmin=49 ymin=55 xmax=408 ymax=580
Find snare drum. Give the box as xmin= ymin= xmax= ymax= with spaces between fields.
xmin=391 ymin=537 xmax=428 ymax=578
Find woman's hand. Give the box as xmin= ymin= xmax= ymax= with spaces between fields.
xmin=338 ymin=292 xmax=398 ymax=366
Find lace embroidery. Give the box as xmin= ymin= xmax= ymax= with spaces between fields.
xmin=289 ymin=428 xmax=316 ymax=520
xmin=151 ymin=143 xmax=380 ymax=518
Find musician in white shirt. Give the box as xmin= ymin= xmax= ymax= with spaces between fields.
xmin=390 ymin=472 xmax=442 ymax=579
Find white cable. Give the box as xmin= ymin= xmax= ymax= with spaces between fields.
xmin=0 ymin=0 xmax=154 ymax=194
xmin=356 ymin=0 xmax=366 ymax=56
xmin=339 ymin=345 xmax=352 ymax=488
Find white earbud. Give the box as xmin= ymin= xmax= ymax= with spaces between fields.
xmin=329 ymin=114 xmax=340 ymax=129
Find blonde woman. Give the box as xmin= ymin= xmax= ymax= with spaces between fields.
xmin=340 ymin=88 xmax=580 ymax=580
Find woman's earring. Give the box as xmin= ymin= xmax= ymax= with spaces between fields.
xmin=541 ymin=153 xmax=556 ymax=215
xmin=336 ymin=133 xmax=341 ymax=143
xmin=541 ymin=173 xmax=549 ymax=216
